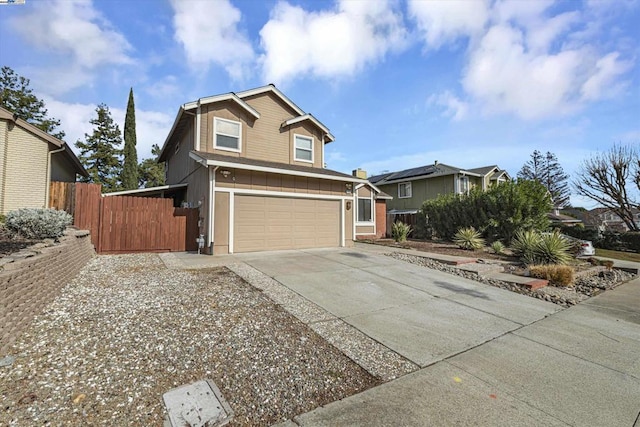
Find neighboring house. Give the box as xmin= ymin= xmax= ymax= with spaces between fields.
xmin=586 ymin=207 xmax=640 ymax=232
xmin=158 ymin=84 xmax=388 ymax=254
xmin=368 ymin=162 xmax=510 ymax=225
xmin=0 ymin=107 xmax=88 ymax=215
xmin=547 ymin=207 xmax=582 ymax=227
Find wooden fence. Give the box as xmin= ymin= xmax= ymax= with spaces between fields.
xmin=50 ymin=182 xmax=199 ymax=254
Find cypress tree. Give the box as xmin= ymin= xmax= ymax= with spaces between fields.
xmin=121 ymin=88 xmax=138 ymax=190
xmin=76 ymin=104 xmax=123 ymax=192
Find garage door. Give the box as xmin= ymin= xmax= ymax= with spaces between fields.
xmin=234 ymin=195 xmax=340 ymax=253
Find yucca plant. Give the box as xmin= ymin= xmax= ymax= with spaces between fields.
xmin=491 ymin=240 xmax=505 ymax=255
xmin=534 ymin=231 xmax=572 ymax=265
xmin=511 ymin=229 xmax=542 ymax=263
xmin=391 ymin=221 xmax=412 ymax=243
xmin=453 ymin=226 xmax=485 ymax=250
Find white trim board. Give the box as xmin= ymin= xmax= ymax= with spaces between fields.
xmin=215 ymin=187 xmax=353 ymax=201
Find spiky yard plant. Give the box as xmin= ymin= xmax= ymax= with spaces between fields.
xmin=534 ymin=231 xmax=573 ymax=265
xmin=511 ymin=229 xmax=542 ymax=264
xmin=453 ymin=226 xmax=485 ymax=250
xmin=491 ymin=240 xmax=505 ymax=255
xmin=392 ymin=221 xmax=412 ymax=243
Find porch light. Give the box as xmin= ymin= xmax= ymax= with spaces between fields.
xmin=345 ymin=183 xmax=353 ymax=194
xmin=220 ymin=169 xmax=231 ymax=178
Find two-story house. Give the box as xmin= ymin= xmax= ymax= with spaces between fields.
xmin=367 ymin=162 xmax=510 ymax=228
xmin=158 ymin=84 xmax=387 ymax=254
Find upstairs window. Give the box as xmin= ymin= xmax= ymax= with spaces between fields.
xmin=398 ymin=182 xmax=412 ymax=198
xmin=294 ymin=135 xmax=314 ymax=163
xmin=214 ymin=117 xmax=241 ymax=152
xmin=357 ymin=197 xmax=372 ymax=223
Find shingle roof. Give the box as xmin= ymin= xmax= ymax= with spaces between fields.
xmin=468 ymin=165 xmax=498 ymax=175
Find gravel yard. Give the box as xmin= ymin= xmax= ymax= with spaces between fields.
xmin=0 ymin=254 xmax=379 ymax=426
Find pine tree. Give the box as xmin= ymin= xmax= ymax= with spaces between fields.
xmin=76 ymin=104 xmax=123 ymax=192
xmin=0 ymin=66 xmax=65 ymax=139
xmin=121 ymin=88 xmax=139 ymax=190
xmin=138 ymin=144 xmax=166 ymax=188
xmin=518 ymin=150 xmax=570 ymax=207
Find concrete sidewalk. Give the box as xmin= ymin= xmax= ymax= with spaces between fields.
xmin=285 ymin=276 xmax=640 ymax=427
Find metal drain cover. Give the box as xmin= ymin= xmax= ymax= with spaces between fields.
xmin=163 ymin=379 xmax=233 ymax=427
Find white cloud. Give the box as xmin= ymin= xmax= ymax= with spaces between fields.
xmin=43 ymin=97 xmax=174 ymax=160
xmin=169 ymin=0 xmax=254 ymax=80
xmin=580 ymin=52 xmax=632 ymax=101
xmin=9 ymin=0 xmax=132 ymax=93
xmin=408 ymin=0 xmax=490 ymax=49
xmin=10 ymin=0 xmax=131 ymax=68
xmin=427 ymin=91 xmax=469 ymax=121
xmin=259 ymin=0 xmax=407 ymax=84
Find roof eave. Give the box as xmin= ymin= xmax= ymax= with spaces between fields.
xmin=189 ymin=151 xmax=367 ymax=184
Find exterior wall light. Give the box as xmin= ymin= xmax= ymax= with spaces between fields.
xmin=220 ymin=170 xmax=231 ymax=178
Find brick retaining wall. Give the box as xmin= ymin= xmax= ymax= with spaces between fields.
xmin=0 ymin=229 xmax=95 ymax=355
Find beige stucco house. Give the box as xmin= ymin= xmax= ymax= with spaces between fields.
xmin=0 ymin=107 xmax=88 ymax=215
xmin=158 ymin=84 xmax=387 ymax=254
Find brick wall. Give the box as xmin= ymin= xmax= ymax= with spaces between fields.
xmin=0 ymin=229 xmax=95 ymax=355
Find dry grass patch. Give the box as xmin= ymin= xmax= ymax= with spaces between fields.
xmin=529 ymin=264 xmax=575 ymax=287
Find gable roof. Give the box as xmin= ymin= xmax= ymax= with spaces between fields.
xmin=369 ymin=162 xmax=481 ymax=185
xmin=159 ymin=84 xmax=334 ymax=161
xmin=0 ymin=106 xmax=88 ymax=177
xmin=468 ymin=165 xmax=498 ymax=175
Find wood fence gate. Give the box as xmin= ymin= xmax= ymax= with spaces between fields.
xmin=50 ymin=182 xmax=199 ymax=254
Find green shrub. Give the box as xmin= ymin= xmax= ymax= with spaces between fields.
xmin=419 ymin=180 xmax=551 ymax=242
xmin=491 ymin=240 xmax=505 ymax=254
xmin=5 ymin=208 xmax=72 ymax=240
xmin=529 ymin=264 xmax=575 ymax=286
xmin=0 ymin=214 xmax=5 ymax=224
xmin=453 ymin=227 xmax=485 ymax=250
xmin=391 ymin=221 xmax=412 ymax=243
xmin=620 ymin=232 xmax=640 ymax=253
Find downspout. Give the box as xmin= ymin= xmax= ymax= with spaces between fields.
xmin=195 ymin=101 xmax=201 ymax=151
xmin=46 ymin=146 xmax=66 ymax=208
xmin=208 ymin=165 xmax=218 ymax=255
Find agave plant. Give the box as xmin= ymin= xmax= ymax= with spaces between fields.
xmin=391 ymin=221 xmax=412 ymax=243
xmin=453 ymin=226 xmax=485 ymax=250
xmin=491 ymin=240 xmax=505 ymax=255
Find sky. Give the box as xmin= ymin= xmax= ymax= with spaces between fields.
xmin=0 ymin=0 xmax=638 ymax=207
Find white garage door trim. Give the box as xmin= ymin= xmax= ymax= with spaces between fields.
xmin=217 ymin=188 xmax=349 ymax=253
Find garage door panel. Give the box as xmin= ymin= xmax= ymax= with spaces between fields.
xmin=234 ymin=195 xmax=340 ymax=253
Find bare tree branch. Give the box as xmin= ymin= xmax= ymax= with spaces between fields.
xmin=573 ymin=143 xmax=639 ymax=231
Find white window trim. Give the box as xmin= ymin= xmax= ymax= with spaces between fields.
xmin=294 ymin=134 xmax=314 ymax=163
xmin=398 ymin=182 xmax=412 ymax=199
xmin=355 ymin=193 xmax=375 ymax=225
xmin=214 ymin=117 xmax=242 ymax=153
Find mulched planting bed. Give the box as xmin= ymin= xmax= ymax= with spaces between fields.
xmin=0 ymin=254 xmax=379 ymax=426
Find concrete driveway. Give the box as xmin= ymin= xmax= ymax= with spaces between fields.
xmin=239 ymin=246 xmax=561 ymax=368
xmin=233 ymin=246 xmax=640 ymax=427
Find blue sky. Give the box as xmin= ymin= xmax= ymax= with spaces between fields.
xmin=1 ymin=0 xmax=638 ymax=207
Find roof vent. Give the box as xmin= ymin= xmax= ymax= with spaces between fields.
xmin=434 ymin=160 xmax=438 ymax=166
